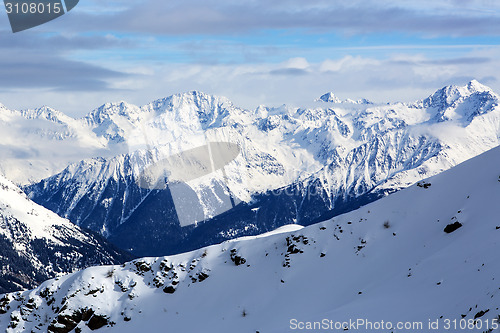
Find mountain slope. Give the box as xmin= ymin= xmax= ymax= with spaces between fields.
xmin=24 ymin=81 xmax=500 ymax=256
xmin=0 ymin=104 xmax=116 ymax=185
xmin=2 ymin=145 xmax=500 ymax=332
xmin=0 ymin=174 xmax=133 ymax=294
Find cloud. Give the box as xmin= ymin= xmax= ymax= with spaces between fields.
xmin=282 ymin=57 xmax=309 ymax=69
xmin=268 ymin=57 xmax=310 ymax=75
xmin=0 ymin=31 xmax=131 ymax=51
xmin=0 ymin=0 xmax=499 ymax=117
xmin=4 ymin=49 xmax=498 ymax=118
xmin=0 ymin=31 xmax=132 ymax=91
xmin=269 ymin=68 xmax=309 ymax=76
xmin=391 ymin=57 xmax=491 ymax=66
xmin=0 ymin=51 xmax=127 ymax=91
xmin=319 ymin=56 xmax=381 ymax=73
xmin=53 ymin=0 xmax=500 ymax=37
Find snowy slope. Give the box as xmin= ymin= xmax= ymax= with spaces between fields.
xmin=0 ymin=174 xmax=133 ymax=294
xmin=2 ymin=145 xmax=499 ymax=333
xmin=24 ymin=81 xmax=500 ymax=256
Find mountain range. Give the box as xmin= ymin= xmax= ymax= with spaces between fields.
xmin=13 ymin=80 xmax=499 ymax=256
xmin=1 ymin=140 xmax=499 ymax=333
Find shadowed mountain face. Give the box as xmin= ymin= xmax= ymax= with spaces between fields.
xmin=22 ymin=82 xmax=500 ymax=256
xmin=0 ymin=174 xmax=133 ymax=294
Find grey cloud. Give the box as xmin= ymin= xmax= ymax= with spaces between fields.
xmin=391 ymin=57 xmax=492 ymax=66
xmin=53 ymin=0 xmax=500 ymax=37
xmin=269 ymin=68 xmax=309 ymax=76
xmin=0 ymin=30 xmax=133 ymax=51
xmin=0 ymin=29 xmax=133 ymax=91
xmin=422 ymin=57 xmax=491 ymax=65
xmin=0 ymin=52 xmax=127 ymax=91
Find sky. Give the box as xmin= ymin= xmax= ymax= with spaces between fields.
xmin=0 ymin=0 xmax=500 ymax=116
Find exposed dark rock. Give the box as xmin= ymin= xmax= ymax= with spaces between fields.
xmin=197 ymin=272 xmax=209 ymax=282
xmin=47 ymin=308 xmax=95 ymax=333
xmin=133 ymin=261 xmax=151 ymax=275
xmin=417 ymin=181 xmax=432 ymax=189
xmin=444 ymin=222 xmax=463 ymax=233
xmin=163 ymin=286 xmax=176 ymax=294
xmin=474 ymin=309 xmax=489 ymax=319
xmin=230 ymin=249 xmax=247 ymax=266
xmin=87 ymin=314 xmax=110 ymax=330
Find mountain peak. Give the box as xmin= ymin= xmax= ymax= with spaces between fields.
xmin=147 ymin=90 xmax=238 ymax=129
xmin=174 ymin=90 xmax=233 ymax=108
xmin=421 ymin=80 xmax=499 ymax=124
xmin=467 ymin=79 xmax=491 ymax=93
xmin=85 ymin=101 xmax=140 ymax=125
xmin=20 ymin=105 xmax=69 ymax=124
xmin=423 ymin=80 xmax=493 ymax=106
xmin=149 ymin=91 xmax=232 ymax=110
xmin=425 ymin=80 xmax=494 ymax=106
xmin=316 ymin=92 xmax=372 ymax=104
xmin=316 ymin=92 xmax=342 ymax=103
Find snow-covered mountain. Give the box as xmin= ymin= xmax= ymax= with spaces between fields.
xmin=316 ymin=91 xmax=373 ymax=104
xmin=0 ymin=104 xmax=121 ymax=185
xmin=2 ymin=144 xmax=499 ymax=333
xmin=23 ymin=81 xmax=500 ymax=256
xmin=0 ymin=173 xmax=133 ymax=294
xmin=420 ymin=79 xmax=498 ymax=124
